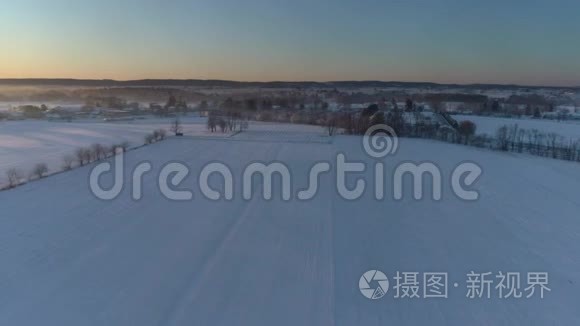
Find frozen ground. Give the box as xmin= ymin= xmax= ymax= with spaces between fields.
xmin=0 ymin=118 xmax=326 ymax=186
xmin=0 ymin=127 xmax=578 ymax=325
xmin=453 ymin=114 xmax=580 ymax=143
xmin=0 ymin=117 xmax=230 ymax=186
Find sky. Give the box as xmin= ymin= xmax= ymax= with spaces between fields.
xmin=0 ymin=0 xmax=579 ymax=86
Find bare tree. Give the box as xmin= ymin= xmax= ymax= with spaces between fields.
xmin=98 ymin=144 xmax=107 ymax=159
xmin=240 ymin=119 xmax=249 ymax=131
xmin=144 ymin=133 xmax=155 ymax=144
xmin=31 ymin=163 xmax=49 ymax=179
xmin=326 ymin=113 xmax=338 ymax=136
xmin=89 ymin=144 xmax=98 ymax=161
xmin=207 ymin=115 xmax=217 ymax=132
xmin=153 ymin=129 xmax=161 ymax=141
xmin=6 ymin=168 xmax=21 ymax=188
xmin=458 ymin=120 xmax=477 ymax=145
xmin=496 ymin=126 xmax=509 ymax=151
xmin=90 ymin=143 xmax=107 ymax=161
xmin=547 ymin=133 xmax=562 ymax=159
xmin=507 ymin=124 xmax=519 ymax=151
xmin=62 ymin=154 xmax=75 ymax=170
xmin=516 ymin=129 xmax=526 ymax=153
xmin=158 ymin=129 xmax=167 ymax=140
xmin=170 ymin=118 xmax=183 ymax=135
xmin=225 ymin=110 xmax=241 ymax=132
xmin=218 ymin=118 xmax=227 ymax=133
xmin=75 ymin=148 xmax=86 ymax=166
xmin=82 ymin=148 xmax=92 ymax=164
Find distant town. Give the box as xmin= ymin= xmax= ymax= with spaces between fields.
xmin=1 ymin=79 xmax=579 ymax=123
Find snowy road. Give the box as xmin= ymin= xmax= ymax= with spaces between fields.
xmin=0 ymin=131 xmax=579 ymax=325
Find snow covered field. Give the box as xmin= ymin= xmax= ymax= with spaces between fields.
xmin=0 ymin=127 xmax=578 ymax=325
xmin=453 ymin=114 xmax=580 ymax=143
xmin=0 ymin=118 xmax=328 ymax=186
xmin=0 ymin=117 xmax=228 ymax=186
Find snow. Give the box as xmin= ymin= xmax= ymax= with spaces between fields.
xmin=0 ymin=118 xmax=329 ymax=186
xmin=0 ymin=117 xmax=228 ymax=186
xmin=0 ymin=126 xmax=579 ymax=325
xmin=453 ymin=114 xmax=580 ymax=143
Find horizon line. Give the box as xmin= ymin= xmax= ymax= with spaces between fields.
xmin=0 ymin=78 xmax=578 ymax=90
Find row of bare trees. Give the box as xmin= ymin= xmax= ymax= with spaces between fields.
xmin=322 ymin=106 xmax=580 ymax=163
xmin=207 ymin=111 xmax=248 ymax=133
xmin=2 ymin=140 xmax=131 ymax=190
xmin=71 ymin=142 xmax=130 ymax=168
xmin=145 ymin=129 xmax=167 ymax=145
xmin=2 ymin=122 xmax=183 ymax=191
xmin=4 ymin=162 xmax=50 ymax=189
xmin=495 ymin=125 xmax=580 ymax=161
xmin=323 ymin=106 xmax=406 ymax=137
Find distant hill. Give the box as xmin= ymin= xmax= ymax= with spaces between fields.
xmin=0 ymin=78 xmax=577 ymax=90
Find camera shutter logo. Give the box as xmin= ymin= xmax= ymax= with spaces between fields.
xmin=359 ymin=270 xmax=389 ymax=300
